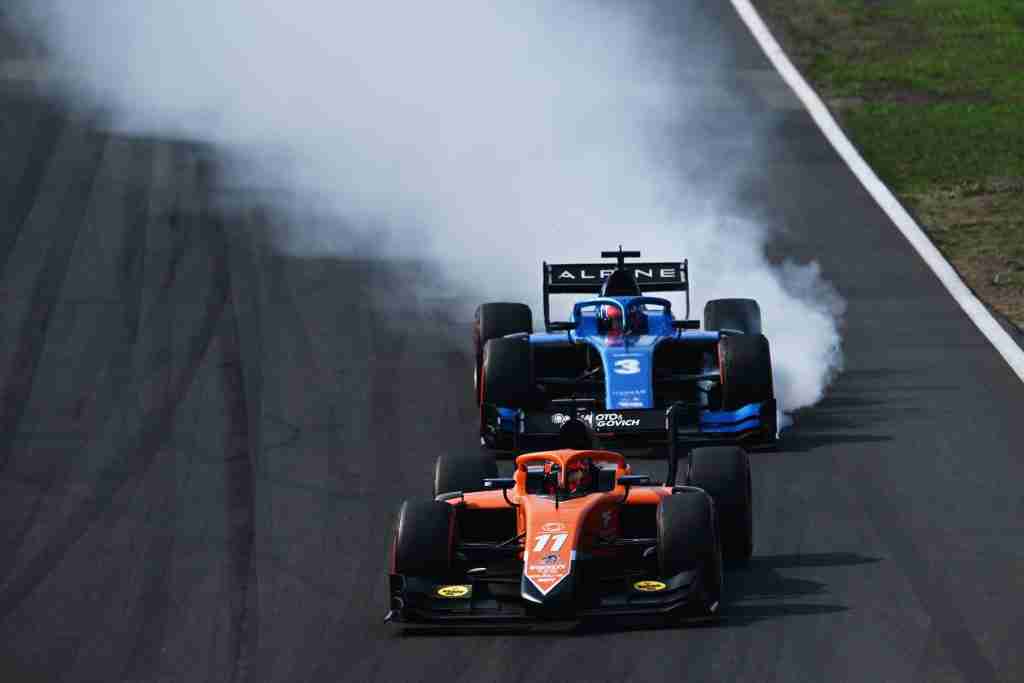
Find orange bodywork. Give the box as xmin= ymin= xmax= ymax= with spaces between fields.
xmin=445 ymin=449 xmax=672 ymax=598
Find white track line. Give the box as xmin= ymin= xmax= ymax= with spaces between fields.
xmin=730 ymin=0 xmax=1024 ymax=385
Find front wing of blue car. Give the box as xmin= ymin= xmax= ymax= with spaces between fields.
xmin=489 ymin=399 xmax=777 ymax=449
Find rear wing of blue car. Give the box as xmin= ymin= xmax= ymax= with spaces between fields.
xmin=542 ymin=249 xmax=689 ymax=330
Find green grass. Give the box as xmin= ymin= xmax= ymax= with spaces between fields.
xmin=755 ymin=0 xmax=1024 ymax=325
xmin=846 ymin=103 xmax=1024 ymax=192
xmin=813 ymin=2 xmax=1024 ymax=101
xmin=792 ymin=0 xmax=1024 ymax=188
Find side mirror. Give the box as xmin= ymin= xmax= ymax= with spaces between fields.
xmin=548 ymin=321 xmax=575 ymax=332
xmin=617 ymin=474 xmax=651 ymax=487
xmin=483 ymin=477 xmax=516 ymax=490
xmin=672 ymin=320 xmax=701 ymax=331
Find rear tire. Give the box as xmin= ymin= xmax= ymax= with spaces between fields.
xmin=392 ymin=500 xmax=454 ymax=576
xmin=474 ymin=303 xmax=532 ymax=401
xmin=719 ymin=334 xmax=773 ymax=410
xmin=688 ymin=446 xmax=753 ymax=564
xmin=481 ymin=337 xmax=533 ymax=408
xmin=658 ymin=490 xmax=722 ymax=615
xmin=433 ymin=452 xmax=498 ymax=498
xmin=704 ymin=298 xmax=762 ymax=335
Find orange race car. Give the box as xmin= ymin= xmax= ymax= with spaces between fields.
xmin=386 ymin=419 xmax=753 ymax=627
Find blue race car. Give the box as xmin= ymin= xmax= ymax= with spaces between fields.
xmin=474 ymin=248 xmax=777 ymax=451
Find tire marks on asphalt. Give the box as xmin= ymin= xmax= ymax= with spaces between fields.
xmin=0 ymin=101 xmax=65 ymax=278
xmin=0 ymin=135 xmax=155 ymax=596
xmin=111 ymin=143 xmax=194 ymax=683
xmin=0 ymin=125 xmax=105 ymax=471
xmin=217 ymin=224 xmax=260 ymax=683
xmin=72 ymin=143 xmax=196 ymax=442
xmin=116 ymin=455 xmax=181 ymax=683
xmin=0 ymin=158 xmax=232 ymax=620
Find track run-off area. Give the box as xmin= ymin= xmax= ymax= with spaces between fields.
xmin=2 ymin=2 xmax=1023 ymax=682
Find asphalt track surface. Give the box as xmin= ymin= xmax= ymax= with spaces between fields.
xmin=1 ymin=3 xmax=1023 ymax=682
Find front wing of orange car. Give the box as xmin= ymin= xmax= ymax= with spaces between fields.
xmin=386 ymin=564 xmax=714 ymax=628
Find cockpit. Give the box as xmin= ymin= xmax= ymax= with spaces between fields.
xmin=595 ymin=300 xmax=650 ymax=335
xmin=523 ymin=455 xmax=619 ymax=498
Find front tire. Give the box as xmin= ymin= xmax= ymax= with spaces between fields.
xmin=481 ymin=337 xmax=533 ymax=409
xmin=392 ymin=500 xmax=454 ymax=576
xmin=688 ymin=446 xmax=753 ymax=564
xmin=719 ymin=334 xmax=773 ymax=410
xmin=433 ymin=452 xmax=498 ymax=498
xmin=474 ymin=303 xmax=532 ymax=401
xmin=658 ymin=490 xmax=722 ymax=615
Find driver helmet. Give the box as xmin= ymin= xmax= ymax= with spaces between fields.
xmin=601 ymin=304 xmax=624 ymax=333
xmin=565 ymin=458 xmax=594 ymax=495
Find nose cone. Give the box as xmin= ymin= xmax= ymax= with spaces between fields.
xmin=521 ymin=557 xmax=575 ymax=605
xmin=521 ymin=511 xmax=576 ymax=604
xmin=519 ymin=489 xmax=596 ymax=609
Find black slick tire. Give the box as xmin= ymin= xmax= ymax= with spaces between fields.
xmin=474 ymin=303 xmax=532 ymax=401
xmin=719 ymin=333 xmax=773 ymax=410
xmin=392 ymin=500 xmax=454 ymax=577
xmin=688 ymin=446 xmax=753 ymax=564
xmin=433 ymin=452 xmax=498 ymax=498
xmin=657 ymin=490 xmax=722 ymax=616
xmin=481 ymin=337 xmax=533 ymax=409
xmin=704 ymin=298 xmax=762 ymax=335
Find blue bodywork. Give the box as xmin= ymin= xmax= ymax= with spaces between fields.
xmin=489 ymin=294 xmax=775 ymax=445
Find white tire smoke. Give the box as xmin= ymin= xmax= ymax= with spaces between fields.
xmin=12 ymin=0 xmax=843 ymax=415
